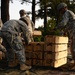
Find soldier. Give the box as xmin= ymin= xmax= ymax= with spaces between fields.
xmin=0 ymin=18 xmax=3 ymax=30
xmin=0 ymin=19 xmax=6 ymax=60
xmin=0 ymin=20 xmax=32 ymax=71
xmin=0 ymin=43 xmax=6 ymax=60
xmin=19 ymin=9 xmax=35 ymax=42
xmin=56 ymin=3 xmax=75 ymax=62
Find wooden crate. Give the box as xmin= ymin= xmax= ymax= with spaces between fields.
xmin=32 ymin=52 xmax=43 ymax=59
xmin=25 ymin=52 xmax=33 ymax=59
xmin=43 ymin=57 xmax=67 ymax=68
xmin=25 ymin=58 xmax=32 ymax=66
xmin=33 ymin=30 xmax=42 ymax=36
xmin=33 ymin=42 xmax=44 ymax=52
xmin=32 ymin=59 xmax=43 ymax=66
xmin=44 ymin=50 xmax=67 ymax=60
xmin=24 ymin=42 xmax=34 ymax=52
xmin=44 ymin=35 xmax=68 ymax=44
xmin=44 ymin=43 xmax=68 ymax=52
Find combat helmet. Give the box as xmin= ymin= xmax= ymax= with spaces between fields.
xmin=57 ymin=3 xmax=67 ymax=10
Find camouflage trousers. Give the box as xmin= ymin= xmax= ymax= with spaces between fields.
xmin=2 ymin=32 xmax=26 ymax=64
xmin=69 ymin=25 xmax=75 ymax=60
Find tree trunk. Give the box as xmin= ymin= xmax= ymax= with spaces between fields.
xmin=32 ymin=0 xmax=35 ymax=24
xmin=44 ymin=4 xmax=47 ymax=35
xmin=1 ymin=0 xmax=10 ymax=23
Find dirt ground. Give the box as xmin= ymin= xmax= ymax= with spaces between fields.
xmin=0 ymin=58 xmax=75 ymax=75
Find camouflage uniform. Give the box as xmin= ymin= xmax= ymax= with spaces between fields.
xmin=57 ymin=10 xmax=75 ymax=60
xmin=19 ymin=9 xmax=35 ymax=42
xmin=1 ymin=20 xmax=32 ymax=64
xmin=0 ymin=19 xmax=6 ymax=52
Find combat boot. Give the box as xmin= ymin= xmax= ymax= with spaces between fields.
xmin=20 ymin=64 xmax=31 ymax=71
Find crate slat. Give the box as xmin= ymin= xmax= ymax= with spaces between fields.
xmin=32 ymin=52 xmax=43 ymax=59
xmin=43 ymin=57 xmax=67 ymax=68
xmin=33 ymin=42 xmax=44 ymax=52
xmin=44 ymin=50 xmax=67 ymax=60
xmin=44 ymin=43 xmax=68 ymax=52
xmin=44 ymin=35 xmax=68 ymax=44
xmin=32 ymin=59 xmax=43 ymax=66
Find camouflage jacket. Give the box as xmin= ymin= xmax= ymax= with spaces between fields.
xmin=1 ymin=20 xmax=32 ymax=44
xmin=19 ymin=15 xmax=35 ymax=34
xmin=57 ymin=10 xmax=75 ymax=32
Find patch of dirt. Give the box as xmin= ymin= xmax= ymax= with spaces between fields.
xmin=0 ymin=59 xmax=75 ymax=75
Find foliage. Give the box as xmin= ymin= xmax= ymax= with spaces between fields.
xmin=34 ymin=35 xmax=44 ymax=42
xmin=34 ymin=26 xmax=44 ymax=42
xmin=33 ymin=17 xmax=59 ymax=42
xmin=34 ymin=16 xmax=66 ymax=42
xmin=46 ymin=17 xmax=62 ymax=35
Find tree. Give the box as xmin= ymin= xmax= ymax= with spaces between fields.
xmin=1 ymin=0 xmax=41 ymax=26
xmin=32 ymin=0 xmax=35 ymax=24
xmin=1 ymin=0 xmax=10 ymax=23
xmin=35 ymin=0 xmax=75 ymax=36
xmin=37 ymin=0 xmax=75 ymax=27
xmin=21 ymin=0 xmax=39 ymax=25
xmin=39 ymin=0 xmax=50 ymax=35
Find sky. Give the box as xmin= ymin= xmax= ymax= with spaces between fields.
xmin=9 ymin=0 xmax=44 ymax=28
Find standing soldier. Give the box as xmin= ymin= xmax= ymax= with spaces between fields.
xmin=56 ymin=3 xmax=75 ymax=62
xmin=19 ymin=9 xmax=35 ymax=42
xmin=0 ymin=20 xmax=32 ymax=71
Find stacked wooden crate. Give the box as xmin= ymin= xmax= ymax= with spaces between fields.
xmin=24 ymin=35 xmax=68 ymax=68
xmin=32 ymin=42 xmax=44 ymax=66
xmin=24 ymin=42 xmax=34 ymax=66
xmin=43 ymin=35 xmax=68 ymax=68
xmin=25 ymin=42 xmax=44 ymax=66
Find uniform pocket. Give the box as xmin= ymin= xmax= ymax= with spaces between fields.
xmin=13 ymin=36 xmax=23 ymax=51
